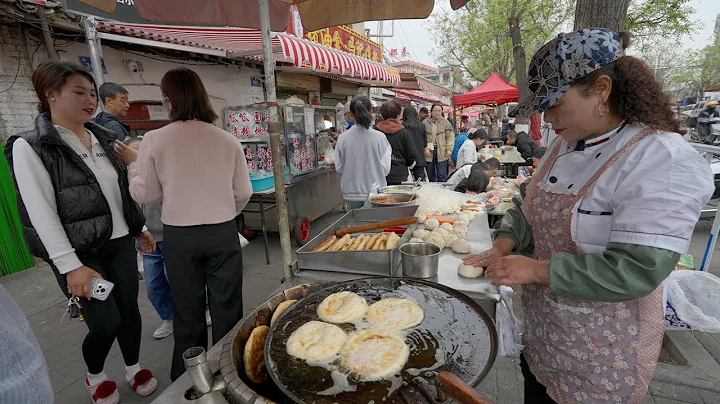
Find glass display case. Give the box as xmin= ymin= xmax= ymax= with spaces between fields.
xmin=313 ymin=106 xmax=336 ymax=165
xmin=282 ymin=105 xmax=318 ymax=178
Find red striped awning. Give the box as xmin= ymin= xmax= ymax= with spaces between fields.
xmin=96 ymin=21 xmax=399 ymax=85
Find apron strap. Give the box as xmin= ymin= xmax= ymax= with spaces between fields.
xmin=578 ymin=126 xmax=659 ymax=196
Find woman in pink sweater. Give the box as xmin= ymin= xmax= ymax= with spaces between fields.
xmin=115 ymin=68 xmax=252 ymax=381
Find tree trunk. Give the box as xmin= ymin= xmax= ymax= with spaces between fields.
xmin=573 ymin=0 xmax=631 ymax=32
xmin=509 ymin=0 xmax=529 ymax=123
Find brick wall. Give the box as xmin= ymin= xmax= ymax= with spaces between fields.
xmin=0 ymin=23 xmax=42 ymax=141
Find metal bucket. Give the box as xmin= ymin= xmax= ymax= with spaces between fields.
xmin=400 ymin=242 xmax=441 ymax=278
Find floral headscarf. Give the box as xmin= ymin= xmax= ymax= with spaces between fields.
xmin=516 ymin=28 xmax=625 ymax=117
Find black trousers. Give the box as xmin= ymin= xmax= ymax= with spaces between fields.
xmin=164 ymin=220 xmax=244 ymax=381
xmin=412 ymin=165 xmax=427 ymax=181
xmin=520 ymin=353 xmax=557 ymax=404
xmin=49 ymin=235 xmax=142 ymax=374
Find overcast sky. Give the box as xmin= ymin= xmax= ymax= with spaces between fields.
xmin=365 ymin=0 xmax=720 ymax=68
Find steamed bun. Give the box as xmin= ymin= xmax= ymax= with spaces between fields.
xmin=440 ymin=223 xmax=454 ymax=231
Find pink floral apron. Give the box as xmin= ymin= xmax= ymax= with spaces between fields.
xmin=520 ymin=127 xmax=665 ymax=403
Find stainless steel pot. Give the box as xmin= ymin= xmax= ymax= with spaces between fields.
xmin=400 ymin=242 xmax=441 ymax=278
xmin=369 ymin=192 xmax=417 ymax=208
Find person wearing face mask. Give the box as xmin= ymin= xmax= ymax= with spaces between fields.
xmin=697 ymin=100 xmax=719 ymax=144
xmin=423 ymin=103 xmax=454 ymax=182
xmin=463 ymin=29 xmax=714 ymax=403
xmin=4 ymin=61 xmax=157 ymax=404
xmin=93 ymin=82 xmax=131 ymax=141
xmin=115 ymin=68 xmax=253 ymax=381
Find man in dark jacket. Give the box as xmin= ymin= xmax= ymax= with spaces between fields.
xmin=506 ymin=130 xmax=538 ymax=160
xmin=698 ymin=101 xmax=720 ymax=144
xmin=375 ymin=101 xmax=418 ymax=185
xmin=93 ymin=82 xmax=131 ymax=141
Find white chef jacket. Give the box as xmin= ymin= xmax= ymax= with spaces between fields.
xmin=535 ymin=122 xmax=714 ymax=255
xmin=456 ymin=139 xmax=478 ymax=168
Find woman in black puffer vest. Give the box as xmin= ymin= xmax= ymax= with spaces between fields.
xmin=4 ymin=61 xmax=156 ymax=404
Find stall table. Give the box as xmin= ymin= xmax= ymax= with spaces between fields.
xmin=152 ymin=209 xmax=500 ymax=404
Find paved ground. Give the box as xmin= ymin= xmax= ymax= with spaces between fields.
xmin=2 ymin=209 xmax=720 ymax=403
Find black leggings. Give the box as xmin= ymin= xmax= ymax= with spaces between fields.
xmin=49 ymin=235 xmax=142 ymax=374
xmin=164 ymin=220 xmax=244 ymax=381
xmin=520 ymin=353 xmax=557 ymax=404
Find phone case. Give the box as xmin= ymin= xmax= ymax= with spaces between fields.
xmin=90 ymin=277 xmax=114 ymax=301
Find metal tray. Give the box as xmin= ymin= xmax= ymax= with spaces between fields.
xmin=296 ymin=206 xmax=419 ymax=276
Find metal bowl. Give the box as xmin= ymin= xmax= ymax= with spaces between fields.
xmin=379 ymin=185 xmax=416 ymax=194
xmin=369 ymin=192 xmax=417 ymax=208
xmin=400 ymin=242 xmax=441 ymax=278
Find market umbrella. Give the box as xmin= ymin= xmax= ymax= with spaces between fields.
xmin=76 ymin=0 xmax=469 ymax=32
xmin=453 ymin=72 xmax=519 ymax=107
xmin=73 ymin=0 xmax=470 ymax=278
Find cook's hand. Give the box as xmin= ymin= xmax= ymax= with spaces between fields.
xmin=66 ymin=266 xmax=103 ymax=299
xmin=424 ymin=149 xmax=431 ymax=158
xmin=135 ymin=231 xmax=156 ymax=254
xmin=114 ymin=140 xmax=137 ymax=164
xmin=485 ymin=256 xmax=550 ymax=286
xmin=462 ymin=246 xmax=506 ymax=268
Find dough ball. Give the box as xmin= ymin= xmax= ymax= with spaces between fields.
xmin=445 ymin=233 xmax=459 ymax=245
xmin=413 ymin=229 xmax=429 ymax=239
xmin=425 ymin=233 xmax=446 ymax=249
xmin=425 ymin=218 xmax=440 ymax=230
xmin=455 ymin=218 xmax=469 ymax=226
xmin=433 ymin=228 xmax=449 ymax=238
xmin=415 ymin=212 xmax=427 ymax=223
xmin=451 ymin=239 xmax=471 ymax=254
xmin=453 ymin=228 xmax=467 ymax=239
xmin=409 ymin=238 xmax=425 ymax=243
xmin=416 ymin=224 xmax=425 ymax=232
xmin=440 ymin=222 xmax=454 ymax=231
xmin=457 ymin=264 xmax=484 ymax=278
xmin=454 ymin=223 xmax=468 ymax=232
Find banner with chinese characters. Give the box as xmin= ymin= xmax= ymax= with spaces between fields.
xmin=243 ymin=143 xmax=274 ymax=173
xmin=305 ymin=25 xmax=382 ymax=63
xmin=223 ymin=104 xmax=269 ymax=140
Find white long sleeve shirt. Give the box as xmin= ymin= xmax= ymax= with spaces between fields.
xmin=335 ymin=125 xmax=392 ymax=201
xmin=11 ymin=126 xmax=128 ymax=274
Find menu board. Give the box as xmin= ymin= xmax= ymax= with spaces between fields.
xmin=224 ymin=104 xmax=269 ymax=141
xmin=287 ymin=134 xmax=316 ymax=176
xmin=243 ymin=143 xmax=274 ymax=172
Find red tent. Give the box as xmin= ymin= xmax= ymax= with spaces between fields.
xmin=453 ymin=72 xmax=519 ymax=107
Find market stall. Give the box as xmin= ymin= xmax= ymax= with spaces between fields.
xmin=152 ymin=194 xmax=501 ymax=404
xmin=225 ymin=102 xmax=345 ymax=250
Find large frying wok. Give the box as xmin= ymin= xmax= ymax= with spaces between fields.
xmin=264 ymin=277 xmax=498 ymax=404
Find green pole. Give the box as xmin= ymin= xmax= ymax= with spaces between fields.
xmin=0 ymin=139 xmax=34 ymax=276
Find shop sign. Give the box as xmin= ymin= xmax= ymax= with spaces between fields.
xmin=305 ymin=26 xmax=382 ymax=63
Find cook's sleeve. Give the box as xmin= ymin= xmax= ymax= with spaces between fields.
xmin=495 ymin=179 xmax=533 ymax=253
xmin=11 ymin=139 xmax=83 ymax=274
xmin=128 ymin=132 xmax=163 ymax=204
xmin=549 ymin=243 xmax=678 ymax=302
xmin=608 ymin=136 xmax=714 ymax=254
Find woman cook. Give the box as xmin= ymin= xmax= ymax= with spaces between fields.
xmin=464 ymin=29 xmax=714 ymax=403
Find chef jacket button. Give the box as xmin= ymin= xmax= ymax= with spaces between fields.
xmin=596 ymin=153 xmax=602 ymax=159
xmin=549 ymin=176 xmax=557 ymax=183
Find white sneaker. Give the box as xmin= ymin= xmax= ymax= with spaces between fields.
xmin=153 ymin=320 xmax=173 ymax=339
xmin=205 ymin=310 xmax=212 ymax=326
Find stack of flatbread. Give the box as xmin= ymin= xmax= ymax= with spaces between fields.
xmin=311 ymin=232 xmax=401 ymax=252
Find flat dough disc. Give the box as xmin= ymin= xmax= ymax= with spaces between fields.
xmin=316 ymin=291 xmax=368 ymax=323
xmin=244 ymin=325 xmax=270 ymax=384
xmin=270 ymin=299 xmax=297 ymax=326
xmin=286 ymin=321 xmax=347 ymax=361
xmin=366 ymin=298 xmax=424 ymax=330
xmin=341 ymin=329 xmax=410 ymax=381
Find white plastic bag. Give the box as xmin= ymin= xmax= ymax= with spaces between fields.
xmin=496 ymin=286 xmax=524 ymax=357
xmin=238 ymin=233 xmax=249 ymax=248
xmin=663 ymin=270 xmax=720 ymax=332
xmin=325 ymin=144 xmax=335 ymax=165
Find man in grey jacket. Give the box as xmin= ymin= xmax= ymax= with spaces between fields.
xmin=94 ymin=82 xmax=131 ymax=141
